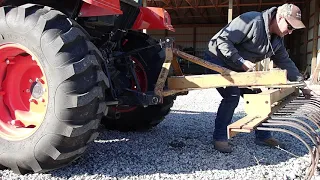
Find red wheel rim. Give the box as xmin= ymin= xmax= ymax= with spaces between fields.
xmin=113 ymin=56 xmax=148 ymax=113
xmin=0 ymin=43 xmax=48 ymax=141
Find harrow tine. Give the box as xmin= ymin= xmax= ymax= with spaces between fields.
xmin=293 ymin=111 xmax=320 ymax=125
xmin=286 ymin=102 xmax=320 ymax=113
xmin=269 ymin=117 xmax=319 ymax=136
xmin=272 ymin=111 xmax=320 ymax=129
xmin=281 ymin=104 xmax=320 ymax=122
xmin=264 ymin=120 xmax=319 ymax=146
xmin=256 ymin=126 xmax=318 ymax=180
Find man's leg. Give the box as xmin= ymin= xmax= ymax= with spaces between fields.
xmin=213 ymin=86 xmax=240 ymax=153
xmin=213 ymin=86 xmax=240 ymax=141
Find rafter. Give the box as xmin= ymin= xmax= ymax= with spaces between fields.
xmin=184 ymin=0 xmax=211 ymax=23
xmin=160 ymin=0 xmax=182 ymax=24
xmin=164 ymin=1 xmax=305 ymax=10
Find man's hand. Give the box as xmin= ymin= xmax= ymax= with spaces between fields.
xmin=242 ymin=60 xmax=256 ymax=72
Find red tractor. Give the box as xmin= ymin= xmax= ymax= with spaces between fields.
xmin=0 ymin=0 xmax=175 ymax=174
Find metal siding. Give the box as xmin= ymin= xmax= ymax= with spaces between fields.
xmin=195 ymin=27 xmax=222 ymax=58
xmin=167 ymin=28 xmax=194 ymax=49
xmin=308 ymin=28 xmax=313 ymax=41
xmin=146 ymin=30 xmax=165 ymax=41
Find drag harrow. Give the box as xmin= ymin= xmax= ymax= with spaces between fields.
xmin=228 ymin=88 xmax=320 ymax=180
xmin=153 ymin=38 xmax=320 ymax=180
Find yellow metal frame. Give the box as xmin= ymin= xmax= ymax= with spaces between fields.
xmin=227 ymin=87 xmax=300 ymax=139
xmin=153 ymin=47 xmax=304 ymax=138
xmin=154 ymin=47 xmax=302 ymax=97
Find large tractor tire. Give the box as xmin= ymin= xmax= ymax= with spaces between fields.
xmin=0 ymin=4 xmax=108 ymax=174
xmin=102 ymin=31 xmax=175 ymax=131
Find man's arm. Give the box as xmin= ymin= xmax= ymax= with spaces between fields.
xmin=271 ymin=43 xmax=304 ymax=82
xmin=271 ymin=43 xmax=314 ymax=98
xmin=215 ymin=14 xmax=257 ymax=68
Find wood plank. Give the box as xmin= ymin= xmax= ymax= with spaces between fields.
xmin=168 ymin=70 xmax=287 ymax=90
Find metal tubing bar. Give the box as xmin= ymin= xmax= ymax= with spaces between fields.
xmin=154 ymin=48 xmax=173 ymax=98
xmin=172 ymin=48 xmax=236 ymax=75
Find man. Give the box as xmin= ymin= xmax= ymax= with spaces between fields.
xmin=204 ymin=3 xmax=312 ymax=153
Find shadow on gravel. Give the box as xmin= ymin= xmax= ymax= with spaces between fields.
xmin=49 ymin=110 xmax=311 ymax=178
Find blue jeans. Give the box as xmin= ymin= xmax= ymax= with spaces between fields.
xmin=204 ymin=51 xmax=272 ymax=141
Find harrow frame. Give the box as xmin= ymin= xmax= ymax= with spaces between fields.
xmin=154 ymin=38 xmax=320 ymax=180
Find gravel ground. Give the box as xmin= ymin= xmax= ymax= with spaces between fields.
xmin=1 ymin=88 xmax=320 ymax=180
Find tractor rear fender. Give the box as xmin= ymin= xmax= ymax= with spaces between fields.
xmin=79 ymin=0 xmax=123 ymax=17
xmin=132 ymin=7 xmax=175 ymax=32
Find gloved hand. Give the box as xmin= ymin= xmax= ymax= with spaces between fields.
xmin=242 ymin=60 xmax=256 ymax=72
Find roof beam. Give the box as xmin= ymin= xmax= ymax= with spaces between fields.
xmin=164 ymin=1 xmax=305 ymax=9
xmin=184 ymin=0 xmax=211 ymax=23
xmin=161 ymin=0 xmax=182 ymax=24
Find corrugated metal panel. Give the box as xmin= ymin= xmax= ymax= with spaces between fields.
xmin=307 ymin=54 xmax=313 ymax=68
xmin=308 ymin=28 xmax=313 ymax=41
xmin=168 ymin=28 xmax=193 ymax=34
xmin=309 ymin=15 xmax=314 ymax=27
xmin=307 ymin=41 xmax=313 ymax=53
xmin=195 ymin=27 xmax=222 ymax=58
xmin=167 ymin=28 xmax=194 ymax=49
xmin=146 ymin=30 xmax=165 ymax=41
xmin=310 ymin=0 xmax=315 ymax=14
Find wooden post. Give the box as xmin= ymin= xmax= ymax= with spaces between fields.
xmin=311 ymin=0 xmax=319 ymax=82
xmin=142 ymin=0 xmax=147 ymax=34
xmin=228 ymin=0 xmax=233 ymax=23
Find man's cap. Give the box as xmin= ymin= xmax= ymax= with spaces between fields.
xmin=278 ymin=3 xmax=306 ymax=29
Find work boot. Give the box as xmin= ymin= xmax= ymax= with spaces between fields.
xmin=254 ymin=137 xmax=285 ymax=149
xmin=214 ymin=141 xmax=232 ymax=153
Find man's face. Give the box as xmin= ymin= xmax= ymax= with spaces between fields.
xmin=277 ymin=17 xmax=295 ymax=37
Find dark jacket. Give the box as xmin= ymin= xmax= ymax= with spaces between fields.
xmin=208 ymin=7 xmax=303 ymax=81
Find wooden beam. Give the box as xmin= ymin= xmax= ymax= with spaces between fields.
xmin=167 ymin=70 xmax=288 ymax=90
xmin=311 ymin=0 xmax=320 ymax=84
xmin=143 ymin=0 xmax=147 ymax=33
xmin=311 ymin=0 xmax=319 ymax=76
xmin=164 ymin=2 xmax=305 ymax=9
xmin=228 ymin=0 xmax=233 ymax=23
xmin=303 ymin=0 xmax=310 ymax=73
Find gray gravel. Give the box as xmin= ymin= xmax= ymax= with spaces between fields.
xmin=1 ymin=88 xmax=320 ymax=180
